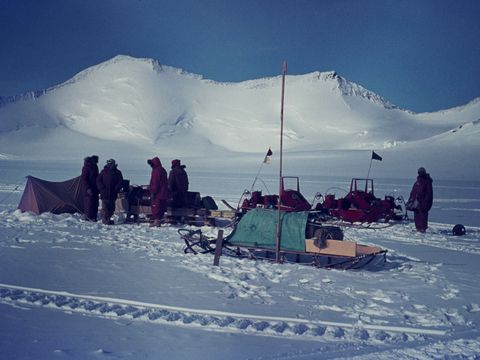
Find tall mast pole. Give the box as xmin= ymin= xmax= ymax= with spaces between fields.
xmin=275 ymin=60 xmax=287 ymax=263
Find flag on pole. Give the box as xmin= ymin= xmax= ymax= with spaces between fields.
xmin=263 ymin=148 xmax=273 ymax=164
xmin=372 ymin=151 xmax=382 ymax=161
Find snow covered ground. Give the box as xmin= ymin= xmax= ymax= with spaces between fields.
xmin=1 ymin=161 xmax=480 ymax=359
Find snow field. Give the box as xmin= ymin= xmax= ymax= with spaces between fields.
xmin=1 ymin=210 xmax=478 ymax=332
xmin=1 ymin=167 xmax=480 ymax=358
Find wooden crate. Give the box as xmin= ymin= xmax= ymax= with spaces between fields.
xmin=209 ymin=210 xmax=236 ymax=219
xmin=305 ymin=239 xmax=356 ymax=257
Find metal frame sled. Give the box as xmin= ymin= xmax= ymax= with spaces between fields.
xmin=239 ymin=176 xmax=312 ymax=213
xmin=179 ymin=208 xmax=387 ymax=270
xmin=319 ymin=178 xmax=406 ymax=224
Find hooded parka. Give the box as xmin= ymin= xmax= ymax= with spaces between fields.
xmin=168 ymin=159 xmax=189 ymax=208
xmin=148 ymin=157 xmax=169 ymax=221
xmin=81 ymin=156 xmax=99 ymax=221
xmin=408 ymin=170 xmax=433 ymax=232
xmin=96 ymin=160 xmax=124 ymax=224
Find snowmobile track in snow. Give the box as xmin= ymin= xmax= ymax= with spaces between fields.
xmin=0 ymin=283 xmax=446 ymax=342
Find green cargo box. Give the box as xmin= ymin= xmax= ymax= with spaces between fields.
xmin=226 ymin=208 xmax=308 ymax=252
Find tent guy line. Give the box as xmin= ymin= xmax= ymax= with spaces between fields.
xmin=0 ymin=283 xmax=446 ymax=337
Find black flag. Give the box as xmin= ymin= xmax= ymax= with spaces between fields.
xmin=263 ymin=148 xmax=273 ymax=164
xmin=372 ymin=151 xmax=382 ymax=161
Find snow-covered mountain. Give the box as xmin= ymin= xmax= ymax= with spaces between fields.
xmin=0 ymin=55 xmax=479 ymax=179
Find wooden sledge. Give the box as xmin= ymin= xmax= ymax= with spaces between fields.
xmin=179 ymin=229 xmax=387 ymax=270
xmin=226 ymin=239 xmax=387 ymax=270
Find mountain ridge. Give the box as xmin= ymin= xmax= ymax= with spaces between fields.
xmin=2 ymin=54 xmax=478 ymax=115
xmin=0 ymin=55 xmax=403 ymax=110
xmin=0 ymin=55 xmax=479 ymax=180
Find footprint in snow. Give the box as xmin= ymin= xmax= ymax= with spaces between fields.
xmin=465 ymin=303 xmax=480 ymax=313
xmin=440 ymin=285 xmax=459 ymax=300
xmin=92 ymin=348 xmax=113 ymax=355
xmin=327 ymin=327 xmax=345 ymax=338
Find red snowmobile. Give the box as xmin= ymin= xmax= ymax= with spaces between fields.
xmin=238 ymin=176 xmax=311 ymax=212
xmin=319 ymin=178 xmax=405 ymax=223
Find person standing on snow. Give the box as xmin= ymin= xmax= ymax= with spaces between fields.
xmin=96 ymin=158 xmax=124 ymax=225
xmin=168 ymin=159 xmax=189 ymax=208
xmin=407 ymin=167 xmax=433 ymax=233
xmin=81 ymin=155 xmax=99 ymax=221
xmin=148 ymin=157 xmax=169 ymax=227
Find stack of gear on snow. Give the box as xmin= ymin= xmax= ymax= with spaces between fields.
xmin=116 ymin=182 xmax=222 ymax=225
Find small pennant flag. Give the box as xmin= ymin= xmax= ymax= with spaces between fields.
xmin=263 ymin=148 xmax=273 ymax=164
xmin=372 ymin=151 xmax=382 ymax=161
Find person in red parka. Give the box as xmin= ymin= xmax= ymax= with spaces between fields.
xmin=148 ymin=157 xmax=169 ymax=227
xmin=168 ymin=159 xmax=189 ymax=208
xmin=407 ymin=167 xmax=433 ymax=233
xmin=96 ymin=159 xmax=124 ymax=225
xmin=81 ymin=155 xmax=99 ymax=221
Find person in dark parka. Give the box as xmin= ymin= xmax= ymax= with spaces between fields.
xmin=168 ymin=159 xmax=189 ymax=208
xmin=408 ymin=167 xmax=433 ymax=233
xmin=148 ymin=157 xmax=169 ymax=227
xmin=96 ymin=159 xmax=124 ymax=225
xmin=81 ymin=155 xmax=99 ymax=221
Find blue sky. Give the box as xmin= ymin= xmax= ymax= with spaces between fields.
xmin=1 ymin=0 xmax=480 ymax=112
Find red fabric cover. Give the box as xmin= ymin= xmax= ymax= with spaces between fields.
xmin=324 ymin=194 xmax=336 ymax=209
xmin=280 ymin=190 xmax=311 ymax=211
xmin=18 ymin=176 xmax=84 ymax=215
